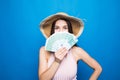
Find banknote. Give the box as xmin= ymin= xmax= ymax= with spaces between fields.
xmin=45 ymin=32 xmax=78 ymax=52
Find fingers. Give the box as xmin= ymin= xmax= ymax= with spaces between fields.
xmin=57 ymin=47 xmax=66 ymax=53
xmin=59 ymin=49 xmax=67 ymax=57
xmin=55 ymin=47 xmax=67 ymax=56
xmin=55 ymin=47 xmax=68 ymax=61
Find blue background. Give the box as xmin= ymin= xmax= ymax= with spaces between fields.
xmin=0 ymin=0 xmax=120 ymax=80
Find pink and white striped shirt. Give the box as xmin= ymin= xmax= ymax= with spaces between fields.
xmin=48 ymin=50 xmax=77 ymax=80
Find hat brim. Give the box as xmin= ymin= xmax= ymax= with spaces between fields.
xmin=40 ymin=13 xmax=84 ymax=38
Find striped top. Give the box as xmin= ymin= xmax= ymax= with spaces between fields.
xmin=48 ymin=50 xmax=77 ymax=80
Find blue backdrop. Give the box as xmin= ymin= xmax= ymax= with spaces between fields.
xmin=0 ymin=0 xmax=120 ymax=80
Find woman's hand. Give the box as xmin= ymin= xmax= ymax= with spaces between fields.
xmin=54 ymin=47 xmax=68 ymax=63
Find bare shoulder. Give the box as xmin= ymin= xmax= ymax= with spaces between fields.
xmin=39 ymin=46 xmax=51 ymax=61
xmin=71 ymin=46 xmax=83 ymax=61
xmin=39 ymin=46 xmax=45 ymax=52
xmin=71 ymin=46 xmax=89 ymax=61
xmin=72 ymin=46 xmax=85 ymax=55
xmin=72 ymin=46 xmax=83 ymax=52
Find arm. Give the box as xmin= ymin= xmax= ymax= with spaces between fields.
xmin=40 ymin=60 xmax=60 ymax=80
xmin=38 ymin=47 xmax=68 ymax=80
xmin=73 ymin=47 xmax=102 ymax=80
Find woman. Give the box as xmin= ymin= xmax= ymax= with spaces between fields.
xmin=39 ymin=13 xmax=102 ymax=80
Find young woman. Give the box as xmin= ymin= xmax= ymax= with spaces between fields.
xmin=39 ymin=13 xmax=102 ymax=80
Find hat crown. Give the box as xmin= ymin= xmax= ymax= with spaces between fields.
xmin=56 ymin=12 xmax=68 ymax=16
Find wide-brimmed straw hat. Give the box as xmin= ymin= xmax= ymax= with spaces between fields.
xmin=40 ymin=12 xmax=84 ymax=38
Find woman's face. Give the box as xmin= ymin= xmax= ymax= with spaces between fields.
xmin=54 ymin=20 xmax=68 ymax=33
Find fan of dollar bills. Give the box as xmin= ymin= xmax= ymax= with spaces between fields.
xmin=45 ymin=32 xmax=78 ymax=52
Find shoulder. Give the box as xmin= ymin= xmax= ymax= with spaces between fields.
xmin=39 ymin=46 xmax=46 ymax=58
xmin=39 ymin=46 xmax=47 ymax=55
xmin=72 ymin=46 xmax=84 ymax=53
xmin=39 ymin=46 xmax=51 ymax=61
xmin=71 ymin=46 xmax=89 ymax=61
xmin=39 ymin=46 xmax=46 ymax=52
xmin=39 ymin=46 xmax=50 ymax=54
xmin=71 ymin=46 xmax=83 ymax=61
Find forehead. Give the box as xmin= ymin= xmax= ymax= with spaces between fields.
xmin=55 ymin=20 xmax=67 ymax=25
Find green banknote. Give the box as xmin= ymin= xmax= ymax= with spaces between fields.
xmin=45 ymin=32 xmax=78 ymax=52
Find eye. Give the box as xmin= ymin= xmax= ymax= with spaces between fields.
xmin=54 ymin=26 xmax=59 ymax=29
xmin=63 ymin=26 xmax=68 ymax=29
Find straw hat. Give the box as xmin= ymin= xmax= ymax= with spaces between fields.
xmin=40 ymin=12 xmax=84 ymax=38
